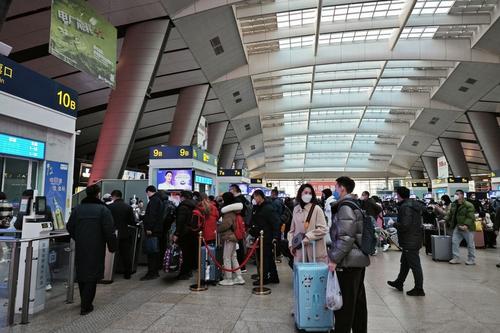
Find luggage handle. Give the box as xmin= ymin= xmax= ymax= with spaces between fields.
xmin=437 ymin=220 xmax=447 ymax=236
xmin=301 ymin=239 xmax=316 ymax=263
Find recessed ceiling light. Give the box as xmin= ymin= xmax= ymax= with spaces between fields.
xmin=458 ymin=86 xmax=469 ymax=92
xmin=465 ymin=78 xmax=477 ymax=85
xmin=235 ymin=98 xmax=242 ymax=103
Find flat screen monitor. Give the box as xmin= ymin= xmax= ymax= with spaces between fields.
xmin=157 ymin=169 xmax=194 ymax=191
xmin=34 ymin=196 xmax=47 ymax=215
xmin=19 ymin=197 xmax=30 ymax=214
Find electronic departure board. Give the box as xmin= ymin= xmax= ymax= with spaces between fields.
xmin=0 ymin=133 xmax=45 ymax=160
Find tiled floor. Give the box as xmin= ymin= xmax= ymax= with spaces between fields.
xmin=2 ymin=245 xmax=500 ymax=333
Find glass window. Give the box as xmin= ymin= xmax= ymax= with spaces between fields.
xmin=3 ymin=158 xmax=29 ymax=210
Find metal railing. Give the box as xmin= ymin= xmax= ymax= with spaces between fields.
xmin=0 ymin=231 xmax=75 ymax=326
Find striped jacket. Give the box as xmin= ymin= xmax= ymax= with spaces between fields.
xmin=0 ymin=200 xmax=13 ymax=227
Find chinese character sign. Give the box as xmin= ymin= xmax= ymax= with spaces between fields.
xmin=44 ymin=161 xmax=69 ymax=230
xmin=49 ymin=0 xmax=117 ymax=88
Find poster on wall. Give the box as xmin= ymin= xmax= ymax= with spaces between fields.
xmin=45 ymin=161 xmax=68 ymax=230
xmin=196 ymin=116 xmax=208 ymax=150
xmin=49 ymin=0 xmax=117 ymax=88
xmin=157 ymin=169 xmax=193 ymax=191
xmin=437 ymin=156 xmax=449 ymax=179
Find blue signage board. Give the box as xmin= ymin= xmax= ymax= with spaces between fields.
xmin=44 ymin=161 xmax=68 ymax=230
xmin=149 ymin=145 xmax=218 ymax=167
xmin=195 ymin=175 xmax=213 ymax=185
xmin=0 ymin=54 xmax=78 ymax=117
xmin=0 ymin=133 xmax=45 ymax=160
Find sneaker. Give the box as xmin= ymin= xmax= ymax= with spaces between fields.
xmin=45 ymin=284 xmax=52 ymax=291
xmin=233 ymin=276 xmax=245 ymax=285
xmin=406 ymin=288 xmax=425 ymax=297
xmin=496 ymin=263 xmax=500 ymax=268
xmin=371 ymin=249 xmax=378 ymax=256
xmin=383 ymin=244 xmax=390 ymax=252
xmin=241 ymin=268 xmax=248 ymax=274
xmin=387 ymin=281 xmax=403 ymax=292
xmin=465 ymin=260 xmax=476 ymax=266
xmin=219 ymin=279 xmax=235 ymax=286
xmin=449 ymin=258 xmax=461 ymax=264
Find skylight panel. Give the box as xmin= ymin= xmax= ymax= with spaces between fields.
xmin=320 ymin=29 xmax=393 ymax=44
xmin=412 ymin=0 xmax=456 ymax=15
xmin=313 ymin=87 xmax=371 ymax=94
xmin=279 ymin=35 xmax=315 ymax=49
xmin=283 ymin=90 xmax=310 ymax=97
xmin=276 ymin=8 xmax=317 ymax=28
xmin=375 ymin=86 xmax=403 ymax=91
xmin=400 ymin=26 xmax=438 ymax=39
xmin=322 ymin=1 xmax=405 ymax=22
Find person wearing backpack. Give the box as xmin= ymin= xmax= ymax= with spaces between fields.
xmin=230 ymin=184 xmax=251 ymax=272
xmin=217 ymin=192 xmax=245 ymax=286
xmin=387 ymin=187 xmax=426 ymax=296
xmin=328 ymin=177 xmax=370 ymax=333
xmin=199 ymin=193 xmax=219 ymax=245
xmin=172 ymin=191 xmax=197 ymax=280
xmin=141 ymin=186 xmax=164 ymax=281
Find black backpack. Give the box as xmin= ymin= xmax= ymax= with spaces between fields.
xmin=242 ymin=198 xmax=253 ymax=227
xmin=161 ymin=199 xmax=176 ymax=225
xmin=339 ymin=200 xmax=377 ymax=256
xmin=280 ymin=205 xmax=292 ymax=227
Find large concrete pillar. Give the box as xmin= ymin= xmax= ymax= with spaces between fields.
xmin=0 ymin=0 xmax=12 ymax=32
xmin=89 ymin=19 xmax=171 ymax=183
xmin=168 ymin=85 xmax=209 ymax=146
xmin=207 ymin=121 xmax=228 ymax=156
xmin=421 ymin=156 xmax=438 ymax=180
xmin=410 ymin=170 xmax=425 ymax=180
xmin=439 ymin=138 xmax=471 ymax=178
xmin=467 ymin=111 xmax=500 ymax=173
xmin=235 ymin=159 xmax=245 ymax=169
xmin=219 ymin=143 xmax=238 ymax=169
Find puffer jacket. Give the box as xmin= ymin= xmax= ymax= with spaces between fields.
xmin=328 ymin=195 xmax=370 ymax=268
xmin=218 ymin=202 xmax=243 ymax=242
xmin=446 ymin=200 xmax=476 ymax=231
xmin=394 ymin=199 xmax=423 ymax=250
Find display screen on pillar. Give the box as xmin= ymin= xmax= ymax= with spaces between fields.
xmin=157 ymin=169 xmax=194 ymax=191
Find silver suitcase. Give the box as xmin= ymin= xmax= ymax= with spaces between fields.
xmin=431 ymin=222 xmax=452 ymax=261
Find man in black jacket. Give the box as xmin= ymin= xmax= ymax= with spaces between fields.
xmin=141 ymin=185 xmax=164 ymax=281
xmin=67 ymin=184 xmax=117 ymax=315
xmin=388 ymin=187 xmax=425 ymax=296
xmin=360 ymin=191 xmax=382 ymax=220
xmin=173 ymin=191 xmax=197 ymax=280
xmin=108 ymin=190 xmax=136 ymax=279
xmin=250 ymin=190 xmax=280 ymax=285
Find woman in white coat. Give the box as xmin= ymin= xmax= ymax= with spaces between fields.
xmin=288 ymin=184 xmax=329 ymax=263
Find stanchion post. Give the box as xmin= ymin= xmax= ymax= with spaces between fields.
xmin=190 ymin=231 xmax=208 ymax=292
xmin=21 ymin=241 xmax=34 ymax=324
xmin=66 ymin=239 xmax=75 ymax=304
xmin=252 ymin=231 xmax=271 ymax=295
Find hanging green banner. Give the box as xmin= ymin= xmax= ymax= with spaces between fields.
xmin=49 ymin=0 xmax=117 ymax=88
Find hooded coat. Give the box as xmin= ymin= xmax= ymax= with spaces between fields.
xmin=394 ymin=199 xmax=424 ymax=250
xmin=218 ymin=202 xmax=243 ymax=242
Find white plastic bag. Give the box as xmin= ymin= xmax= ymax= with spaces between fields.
xmin=326 ymin=271 xmax=343 ymax=311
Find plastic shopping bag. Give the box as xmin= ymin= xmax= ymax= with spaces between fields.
xmin=326 ymin=271 xmax=343 ymax=311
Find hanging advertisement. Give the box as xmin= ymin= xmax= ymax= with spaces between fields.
xmin=308 ymin=181 xmax=337 ymax=194
xmin=197 ymin=116 xmax=208 ymax=150
xmin=437 ymin=156 xmax=449 ymax=179
xmin=49 ymin=0 xmax=117 ymax=88
xmin=44 ymin=161 xmax=68 ymax=230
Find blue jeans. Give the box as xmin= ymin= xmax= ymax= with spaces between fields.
xmin=452 ymin=227 xmax=476 ymax=261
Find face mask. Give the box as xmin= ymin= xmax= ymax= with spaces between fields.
xmin=302 ymin=194 xmax=312 ymax=203
xmin=333 ymin=191 xmax=340 ymax=200
xmin=454 ymin=194 xmax=459 ymax=201
xmin=252 ymin=199 xmax=257 ymax=206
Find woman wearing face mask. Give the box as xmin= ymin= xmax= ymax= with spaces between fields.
xmin=288 ymin=184 xmax=329 ymax=264
xmin=433 ymin=194 xmax=452 ymax=220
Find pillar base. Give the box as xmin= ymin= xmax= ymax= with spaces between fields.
xmin=252 ymin=287 xmax=272 ymax=295
xmin=189 ymin=284 xmax=208 ymax=292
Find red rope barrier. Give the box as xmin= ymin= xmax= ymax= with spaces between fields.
xmin=202 ymin=238 xmax=260 ymax=273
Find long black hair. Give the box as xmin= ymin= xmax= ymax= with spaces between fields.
xmin=222 ymin=192 xmax=235 ymax=207
xmin=296 ymin=183 xmax=318 ymax=209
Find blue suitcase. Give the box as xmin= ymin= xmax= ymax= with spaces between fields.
xmin=200 ymin=244 xmax=223 ymax=284
xmin=294 ymin=241 xmax=334 ymax=332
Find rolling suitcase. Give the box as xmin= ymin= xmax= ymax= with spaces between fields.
xmin=431 ymin=222 xmax=452 ymax=261
xmin=201 ymin=231 xmax=223 ymax=284
xmin=294 ymin=241 xmax=334 ymax=332
xmin=474 ymin=231 xmax=485 ymax=249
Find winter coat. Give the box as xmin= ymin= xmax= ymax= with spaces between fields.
xmin=360 ymin=198 xmax=382 ymax=219
xmin=393 ymin=199 xmax=423 ymax=251
xmin=218 ymin=203 xmax=243 ymax=242
xmin=107 ymin=199 xmax=135 ymax=239
xmin=203 ymin=202 xmax=220 ymax=242
xmin=250 ymin=199 xmax=280 ymax=244
xmin=328 ymin=195 xmax=370 ymax=268
xmin=446 ymin=200 xmax=476 ymax=231
xmin=271 ymin=197 xmax=284 ymax=216
xmin=143 ymin=192 xmax=164 ymax=236
xmin=67 ymin=197 xmax=117 ymax=282
xmin=233 ymin=194 xmax=250 ymax=218
xmin=174 ymin=199 xmax=197 ymax=238
xmin=288 ymin=203 xmax=328 ymax=263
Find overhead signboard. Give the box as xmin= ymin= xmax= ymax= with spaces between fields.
xmin=411 ymin=182 xmax=429 ymax=188
xmin=0 ymin=55 xmax=78 ymax=117
xmin=447 ymin=177 xmax=469 ymax=184
xmin=266 ymin=182 xmax=273 ymax=189
xmin=308 ymin=181 xmax=336 ymax=193
xmin=218 ymin=169 xmax=243 ymax=177
xmin=149 ymin=146 xmax=218 ymax=167
xmin=49 ymin=0 xmax=117 ymax=88
xmin=0 ymin=133 xmax=45 ymax=160
xmin=437 ymin=156 xmax=449 ymax=179
xmin=195 ymin=175 xmax=213 ymax=185
xmin=251 ymin=178 xmax=263 ymax=184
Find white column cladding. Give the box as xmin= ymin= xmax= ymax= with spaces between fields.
xmin=234 ymin=159 xmax=245 ymax=169
xmin=439 ymin=138 xmax=471 ymax=178
xmin=219 ymin=143 xmax=238 ymax=169
xmin=168 ymin=85 xmax=210 ymax=146
xmin=207 ymin=121 xmax=229 ymax=156
xmin=467 ymin=111 xmax=500 ymax=172
xmin=90 ymin=19 xmax=171 ymax=183
xmin=421 ymin=156 xmax=438 ymax=180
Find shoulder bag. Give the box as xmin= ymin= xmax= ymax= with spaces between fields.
xmin=291 ymin=204 xmax=316 ymax=251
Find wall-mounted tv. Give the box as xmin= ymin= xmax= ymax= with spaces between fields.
xmin=157 ymin=169 xmax=194 ymax=191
